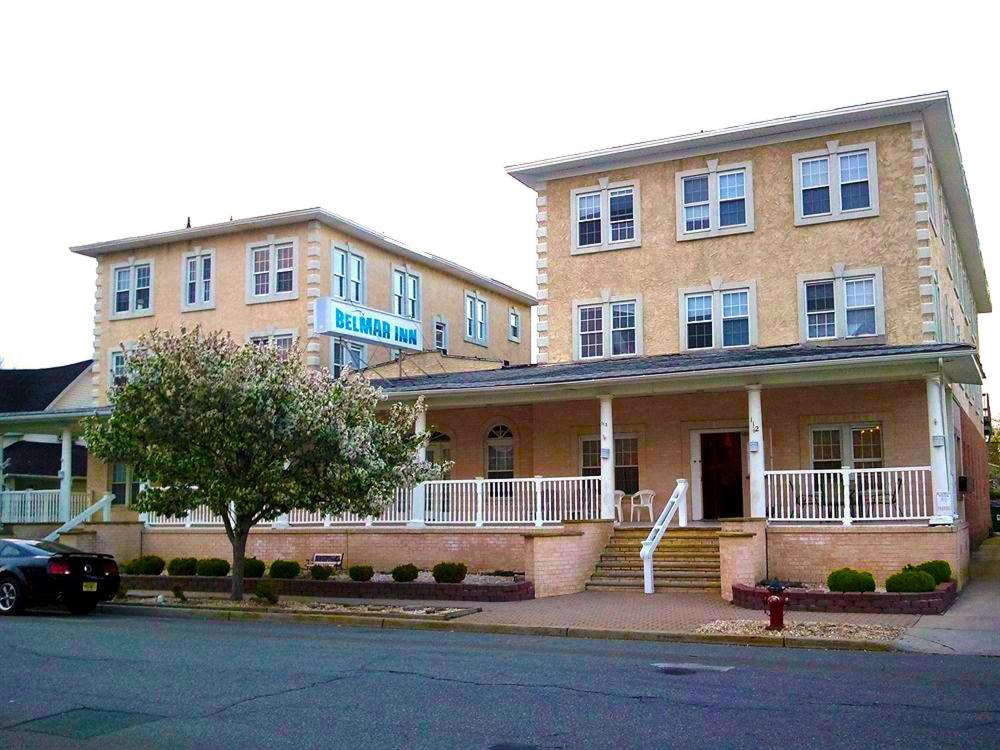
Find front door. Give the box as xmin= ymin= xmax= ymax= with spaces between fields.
xmin=700 ymin=432 xmax=744 ymax=519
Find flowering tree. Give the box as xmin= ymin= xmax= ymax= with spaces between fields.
xmin=82 ymin=328 xmax=439 ymax=600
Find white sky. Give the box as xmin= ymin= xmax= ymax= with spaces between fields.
xmin=0 ymin=2 xmax=996 ymax=392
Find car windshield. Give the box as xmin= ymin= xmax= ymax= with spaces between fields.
xmin=21 ymin=540 xmax=84 ymax=555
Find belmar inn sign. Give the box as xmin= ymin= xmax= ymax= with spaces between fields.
xmin=314 ymin=298 xmax=423 ymax=352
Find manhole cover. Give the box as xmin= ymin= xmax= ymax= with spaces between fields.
xmin=14 ymin=708 xmax=162 ymax=739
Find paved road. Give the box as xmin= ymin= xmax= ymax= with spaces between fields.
xmin=1 ymin=610 xmax=997 ymax=749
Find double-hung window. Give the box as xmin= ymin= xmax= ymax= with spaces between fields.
xmin=333 ymin=246 xmax=364 ymax=303
xmin=393 ymin=269 xmax=420 ymax=319
xmin=434 ymin=318 xmax=449 ymax=354
xmin=575 ymin=298 xmax=642 ymax=360
xmin=111 ymin=261 xmax=153 ymax=316
xmin=110 ymin=350 xmax=128 ymax=386
xmin=508 ymin=308 xmax=521 ymax=343
xmin=794 ymin=142 xmax=879 ymax=225
xmin=676 ymin=163 xmax=754 ymax=240
xmin=250 ymin=333 xmax=294 ymax=360
xmin=110 ymin=463 xmax=141 ymax=506
xmin=332 ymin=340 xmax=364 ymax=378
xmin=811 ymin=424 xmax=883 ymax=471
xmin=800 ymin=268 xmax=883 ymax=342
xmin=571 ymin=181 xmax=641 ymax=254
xmin=183 ymin=250 xmax=213 ymax=310
xmin=680 ymin=284 xmax=754 ymax=351
xmin=247 ymin=239 xmax=297 ymax=302
xmin=581 ymin=435 xmax=640 ymax=495
xmin=464 ymin=292 xmax=488 ymax=346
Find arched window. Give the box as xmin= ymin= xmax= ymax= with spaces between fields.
xmin=425 ymin=431 xmax=452 ymax=479
xmin=486 ymin=424 xmax=514 ymax=480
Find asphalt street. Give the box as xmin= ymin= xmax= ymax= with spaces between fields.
xmin=1 ymin=609 xmax=998 ymax=749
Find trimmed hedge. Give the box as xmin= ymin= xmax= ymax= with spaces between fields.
xmin=255 ymin=579 xmax=279 ymax=605
xmin=913 ymin=560 xmax=952 ymax=585
xmin=432 ymin=562 xmax=468 ymax=584
xmin=826 ymin=567 xmax=876 ymax=593
xmin=167 ymin=557 xmax=197 ymax=576
xmin=269 ymin=560 xmax=301 ymax=579
xmin=310 ymin=565 xmax=333 ymax=580
xmin=349 ymin=565 xmax=374 ymax=582
xmin=124 ymin=555 xmax=166 ymax=576
xmin=886 ymin=569 xmax=936 ymax=593
xmin=391 ymin=564 xmax=419 ymax=583
xmin=243 ymin=557 xmax=266 ymax=578
xmin=196 ymin=558 xmax=231 ymax=577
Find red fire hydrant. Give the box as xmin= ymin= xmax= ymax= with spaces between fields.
xmin=764 ymin=579 xmax=788 ymax=631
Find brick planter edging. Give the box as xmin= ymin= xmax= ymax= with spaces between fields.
xmin=731 ymin=581 xmax=958 ymax=615
xmin=122 ymin=575 xmax=534 ymax=602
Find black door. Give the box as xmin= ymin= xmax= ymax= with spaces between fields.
xmin=701 ymin=432 xmax=744 ymax=519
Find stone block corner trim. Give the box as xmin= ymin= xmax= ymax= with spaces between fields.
xmin=731 ymin=581 xmax=957 ymax=615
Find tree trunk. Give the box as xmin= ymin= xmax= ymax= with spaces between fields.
xmin=230 ymin=528 xmax=250 ymax=601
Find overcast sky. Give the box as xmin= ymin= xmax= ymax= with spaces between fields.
xmin=1 ymin=2 xmax=995 ymax=391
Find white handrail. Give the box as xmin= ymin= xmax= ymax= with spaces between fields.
xmin=43 ymin=492 xmax=115 ymax=542
xmin=639 ymin=479 xmax=689 ymax=594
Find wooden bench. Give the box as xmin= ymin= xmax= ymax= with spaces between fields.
xmin=306 ymin=552 xmax=343 ymax=571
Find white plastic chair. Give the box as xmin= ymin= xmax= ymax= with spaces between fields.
xmin=630 ymin=490 xmax=655 ymax=523
xmin=613 ymin=490 xmax=626 ymax=524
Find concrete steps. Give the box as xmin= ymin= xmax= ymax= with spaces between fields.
xmin=586 ymin=526 xmax=722 ymax=593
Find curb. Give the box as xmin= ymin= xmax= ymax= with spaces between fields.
xmin=99 ymin=603 xmax=897 ymax=652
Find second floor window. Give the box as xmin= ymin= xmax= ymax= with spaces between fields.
xmin=250 ymin=333 xmax=294 ymax=360
xmin=183 ymin=251 xmax=213 ymax=309
xmin=579 ymin=305 xmax=604 ymax=359
xmin=465 ymin=292 xmax=487 ymax=345
xmin=333 ymin=246 xmax=364 ymax=302
xmin=333 ymin=340 xmax=364 ymax=378
xmin=611 ymin=301 xmax=636 ymax=356
xmin=393 ymin=269 xmax=420 ymax=319
xmin=681 ymin=284 xmax=755 ymax=351
xmin=434 ymin=319 xmax=448 ymax=353
xmin=577 ymin=298 xmax=641 ymax=360
xmin=508 ymin=308 xmax=521 ymax=342
xmin=686 ymin=294 xmax=713 ymax=349
xmin=113 ymin=263 xmax=152 ymax=315
xmin=248 ymin=239 xmax=296 ymax=302
xmin=110 ymin=351 xmax=128 ymax=386
xmin=800 ymin=268 xmax=883 ymax=342
xmin=805 ymin=281 xmax=837 ymax=340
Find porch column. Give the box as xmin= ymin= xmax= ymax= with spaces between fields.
xmin=0 ymin=433 xmax=8 ymax=490
xmin=59 ymin=428 xmax=73 ymax=522
xmin=747 ymin=386 xmax=766 ymax=518
xmin=408 ymin=406 xmax=427 ymax=527
xmin=926 ymin=375 xmax=954 ymax=524
xmin=599 ymin=395 xmax=615 ymax=520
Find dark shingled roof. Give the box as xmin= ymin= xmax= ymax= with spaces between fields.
xmin=0 ymin=360 xmax=92 ymax=413
xmin=2 ymin=441 xmax=87 ymax=478
xmin=380 ymin=343 xmax=976 ymax=394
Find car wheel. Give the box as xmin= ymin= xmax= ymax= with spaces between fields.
xmin=66 ymin=598 xmax=98 ymax=616
xmin=0 ymin=578 xmax=22 ymax=616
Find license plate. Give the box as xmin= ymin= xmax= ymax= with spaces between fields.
xmin=82 ymin=582 xmax=97 ymax=592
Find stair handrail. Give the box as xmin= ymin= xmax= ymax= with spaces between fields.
xmin=43 ymin=492 xmax=115 ymax=542
xmin=639 ymin=479 xmax=689 ymax=594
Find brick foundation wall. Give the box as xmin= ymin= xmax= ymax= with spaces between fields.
xmin=766 ymin=522 xmax=971 ymax=588
xmin=732 ymin=581 xmax=958 ymax=615
xmin=718 ymin=518 xmax=766 ymax=602
xmin=523 ymin=520 xmax=613 ymax=598
xmin=960 ymin=410 xmax=991 ymax=547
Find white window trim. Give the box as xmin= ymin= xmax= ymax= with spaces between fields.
xmin=331 ymin=242 xmax=367 ymax=304
xmin=246 ymin=328 xmax=298 ymax=352
xmin=578 ymin=432 xmax=640 ymax=474
xmin=797 ymin=265 xmax=885 ymax=343
xmin=677 ymin=280 xmax=758 ymax=352
xmin=571 ymin=293 xmax=644 ymax=361
xmin=245 ymin=236 xmax=299 ymax=304
xmin=181 ymin=247 xmax=216 ymax=312
xmin=792 ymin=141 xmax=879 ymax=226
xmin=570 ymin=178 xmax=641 ymax=255
xmin=391 ymin=265 xmax=422 ymax=321
xmin=331 ymin=339 xmax=367 ymax=377
xmin=109 ymin=257 xmax=155 ymax=320
xmin=675 ymin=161 xmax=755 ymax=241
xmin=433 ymin=315 xmax=449 ymax=354
xmin=809 ymin=422 xmax=883 ymax=469
xmin=107 ymin=341 xmax=143 ymax=389
xmin=464 ymin=290 xmax=489 ymax=347
xmin=508 ymin=307 xmax=521 ymax=343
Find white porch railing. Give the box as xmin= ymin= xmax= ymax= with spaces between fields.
xmin=143 ymin=477 xmax=600 ymax=528
xmin=1 ymin=490 xmax=94 ymax=524
xmin=765 ymin=466 xmax=933 ymax=524
xmin=640 ymin=479 xmax=689 ymax=594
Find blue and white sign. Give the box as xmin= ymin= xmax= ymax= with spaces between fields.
xmin=314 ymin=298 xmax=423 ymax=352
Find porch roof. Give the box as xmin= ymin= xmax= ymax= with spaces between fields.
xmin=380 ymin=343 xmax=980 ymax=404
xmin=0 ymin=360 xmax=92 ymax=413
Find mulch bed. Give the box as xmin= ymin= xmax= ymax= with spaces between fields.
xmin=122 ymin=574 xmax=535 ymax=602
xmin=732 ymin=581 xmax=957 ymax=615
xmin=698 ymin=619 xmax=904 ymax=642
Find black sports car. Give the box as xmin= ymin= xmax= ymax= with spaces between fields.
xmin=0 ymin=538 xmax=120 ymax=615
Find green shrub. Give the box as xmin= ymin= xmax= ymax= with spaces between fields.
xmin=913 ymin=560 xmax=952 ymax=585
xmin=167 ymin=557 xmax=197 ymax=576
xmin=349 ymin=565 xmax=374 ymax=582
xmin=391 ymin=563 xmax=419 ymax=583
xmin=310 ymin=565 xmax=333 ymax=580
xmin=432 ymin=562 xmax=468 ymax=584
xmin=114 ymin=583 xmax=129 ymax=600
xmin=171 ymin=584 xmax=187 ymax=602
xmin=254 ymin=579 xmax=279 ymax=605
xmin=826 ymin=567 xmax=875 ymax=593
xmin=886 ymin=569 xmax=936 ymax=593
xmin=124 ymin=555 xmax=166 ymax=576
xmin=243 ymin=557 xmax=266 ymax=578
xmin=268 ymin=560 xmax=301 ymax=579
xmin=196 ymin=558 xmax=231 ymax=577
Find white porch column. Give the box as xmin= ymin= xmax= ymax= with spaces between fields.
xmin=58 ymin=428 xmax=73 ymax=522
xmin=926 ymin=375 xmax=954 ymax=524
xmin=0 ymin=434 xmax=8 ymax=490
xmin=408 ymin=406 xmax=427 ymax=527
xmin=747 ymin=386 xmax=766 ymax=518
xmin=599 ymin=395 xmax=615 ymax=520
